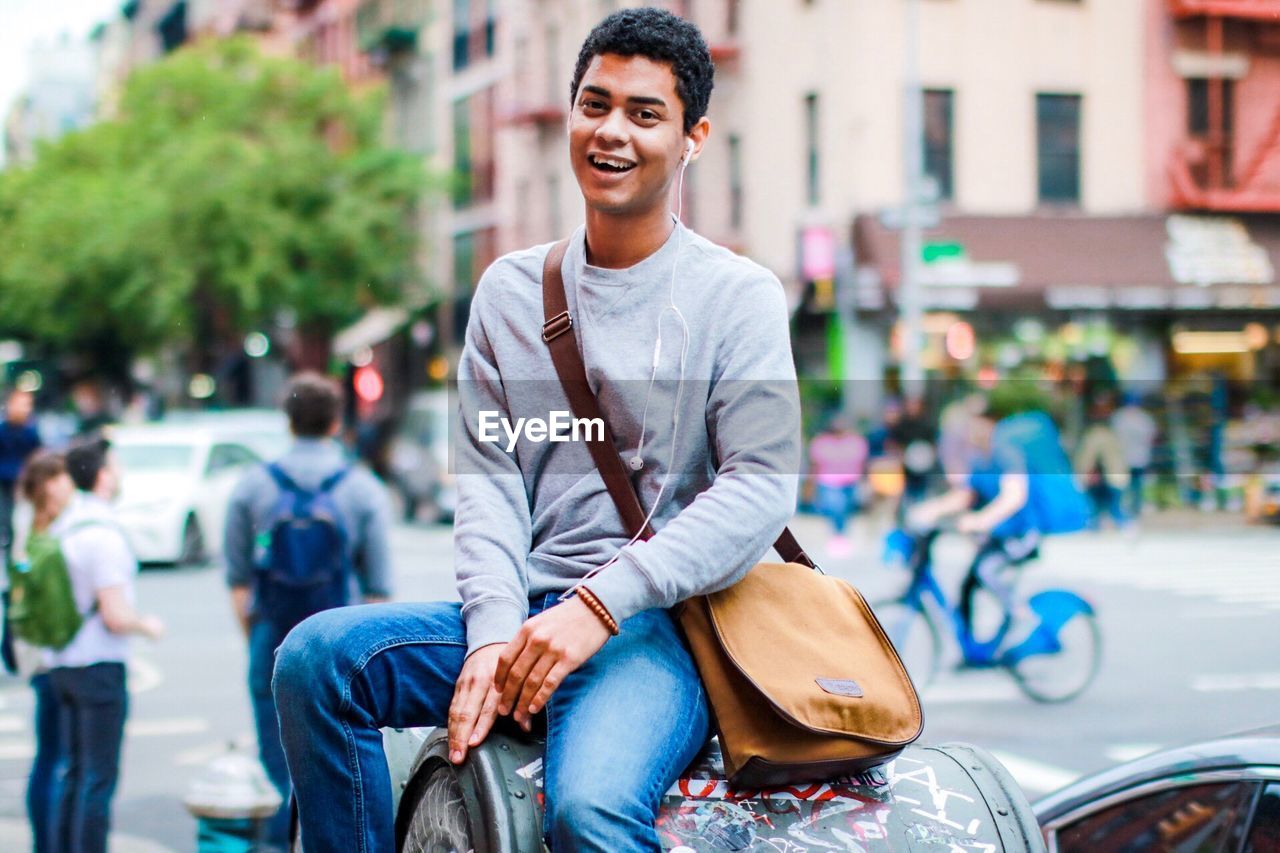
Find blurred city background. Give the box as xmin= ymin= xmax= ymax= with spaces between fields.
xmin=1 ymin=0 xmax=1279 ymax=850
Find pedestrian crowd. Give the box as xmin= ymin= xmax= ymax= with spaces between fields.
xmin=803 ymin=386 xmax=1198 ymax=554
xmin=0 ymin=373 xmax=394 ymax=853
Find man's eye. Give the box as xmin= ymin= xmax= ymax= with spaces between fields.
xmin=583 ymin=100 xmax=606 ymax=111
xmin=637 ymin=110 xmax=659 ymax=122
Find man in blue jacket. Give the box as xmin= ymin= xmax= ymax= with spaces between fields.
xmin=224 ymin=372 xmax=392 ymax=849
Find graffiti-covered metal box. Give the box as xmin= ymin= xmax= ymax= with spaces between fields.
xmin=394 ymin=730 xmax=1045 ymax=852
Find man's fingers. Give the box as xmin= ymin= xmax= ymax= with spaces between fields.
xmin=468 ymin=687 xmax=502 ymax=747
xmin=516 ymin=654 xmax=559 ymax=719
xmin=493 ymin=634 xmax=526 ymax=695
xmin=447 ymin=684 xmax=483 ymax=764
xmin=498 ymin=644 xmax=540 ymax=714
xmin=527 ymin=662 xmax=570 ymax=717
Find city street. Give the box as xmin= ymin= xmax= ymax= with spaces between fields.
xmin=0 ymin=513 xmax=1277 ymax=851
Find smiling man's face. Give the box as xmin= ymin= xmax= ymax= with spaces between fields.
xmin=569 ymin=53 xmax=694 ymax=218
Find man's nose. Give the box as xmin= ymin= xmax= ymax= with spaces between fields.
xmin=594 ymin=108 xmax=630 ymax=146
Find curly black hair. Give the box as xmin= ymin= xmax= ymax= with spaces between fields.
xmin=569 ymin=8 xmax=715 ymax=135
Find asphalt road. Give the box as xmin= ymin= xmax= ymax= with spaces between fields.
xmin=0 ymin=512 xmax=1276 ymax=851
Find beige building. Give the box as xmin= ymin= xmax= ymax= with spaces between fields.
xmin=397 ymin=0 xmax=1151 ymax=364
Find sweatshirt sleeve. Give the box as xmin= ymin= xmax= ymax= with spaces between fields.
xmin=586 ymin=268 xmax=800 ymax=623
xmin=454 ymin=269 xmax=533 ymax=656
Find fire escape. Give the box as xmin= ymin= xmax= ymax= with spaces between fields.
xmin=1167 ymin=0 xmax=1280 ymax=212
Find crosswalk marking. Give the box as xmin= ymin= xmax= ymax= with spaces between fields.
xmin=1105 ymin=744 xmax=1161 ymax=763
xmin=1191 ymin=672 xmax=1280 ymax=693
xmin=1037 ymin=537 xmax=1280 ymax=612
xmin=988 ymin=750 xmax=1080 ymax=794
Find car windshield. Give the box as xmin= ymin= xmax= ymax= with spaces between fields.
xmin=115 ymin=443 xmax=196 ymax=472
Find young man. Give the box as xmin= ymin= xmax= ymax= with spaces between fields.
xmin=223 ymin=372 xmax=393 ymax=850
xmin=273 ymin=9 xmax=798 ymax=851
xmin=50 ymin=439 xmax=165 ymax=853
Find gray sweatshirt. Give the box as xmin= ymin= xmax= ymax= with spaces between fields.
xmin=455 ymin=221 xmax=800 ymax=655
xmin=224 ymin=438 xmax=394 ymax=602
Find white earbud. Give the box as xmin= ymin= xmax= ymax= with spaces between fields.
xmin=683 ymin=139 xmax=695 ymax=163
xmin=628 ymin=456 xmax=644 ymax=471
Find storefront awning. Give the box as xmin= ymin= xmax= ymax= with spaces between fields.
xmin=852 ymin=213 xmax=1280 ymax=312
xmin=332 ymin=306 xmax=410 ymax=358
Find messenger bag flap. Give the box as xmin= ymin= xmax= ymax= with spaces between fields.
xmin=703 ymin=561 xmax=923 ymax=745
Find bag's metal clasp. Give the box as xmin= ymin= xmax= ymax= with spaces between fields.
xmin=542 ymin=311 xmax=573 ymax=342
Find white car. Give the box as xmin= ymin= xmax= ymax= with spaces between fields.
xmin=109 ymin=424 xmax=264 ymax=565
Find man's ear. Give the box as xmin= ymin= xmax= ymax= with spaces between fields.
xmin=685 ymin=116 xmax=712 ymax=163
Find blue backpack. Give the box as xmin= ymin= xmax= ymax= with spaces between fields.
xmin=255 ymin=464 xmax=353 ymax=632
xmin=992 ymin=411 xmax=1090 ymax=535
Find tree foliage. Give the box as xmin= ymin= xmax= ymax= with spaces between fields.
xmin=0 ymin=36 xmax=426 ymax=374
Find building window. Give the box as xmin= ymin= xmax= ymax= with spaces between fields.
xmin=1036 ymin=92 xmax=1081 ymax=204
xmin=1187 ymin=77 xmax=1235 ymax=138
xmin=729 ymin=134 xmax=744 ymax=231
xmin=1187 ymin=78 xmax=1235 ymax=186
xmin=453 ymin=227 xmax=497 ymax=338
xmin=453 ymin=230 xmax=476 ymax=335
xmin=805 ymin=93 xmax=820 ymax=206
xmin=452 ymin=0 xmax=469 ymax=70
xmin=452 ymin=88 xmax=495 ymax=208
xmin=923 ymin=89 xmax=954 ymax=202
xmin=452 ymin=0 xmax=495 ymax=71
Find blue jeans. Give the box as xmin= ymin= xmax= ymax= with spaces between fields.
xmin=815 ymin=483 xmax=858 ymax=534
xmin=249 ymin=621 xmax=293 ymax=847
xmin=273 ymin=595 xmax=710 ymax=853
xmin=48 ymin=662 xmax=127 ymax=853
xmin=29 ymin=673 xmax=65 ymax=853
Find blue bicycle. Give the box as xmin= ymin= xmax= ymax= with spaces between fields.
xmin=874 ymin=525 xmax=1102 ymax=703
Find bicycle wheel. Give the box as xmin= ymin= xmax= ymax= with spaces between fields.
xmin=1007 ymin=601 xmax=1102 ymax=703
xmin=871 ymin=599 xmax=942 ymax=691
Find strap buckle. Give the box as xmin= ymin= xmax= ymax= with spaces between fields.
xmin=542 ymin=311 xmax=573 ymax=342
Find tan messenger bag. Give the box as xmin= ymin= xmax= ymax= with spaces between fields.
xmin=540 ymin=240 xmax=923 ymax=788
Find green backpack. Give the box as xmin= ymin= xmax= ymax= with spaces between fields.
xmin=6 ymin=524 xmax=99 ymax=650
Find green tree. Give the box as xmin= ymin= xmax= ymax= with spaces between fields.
xmin=0 ymin=36 xmax=427 ymax=381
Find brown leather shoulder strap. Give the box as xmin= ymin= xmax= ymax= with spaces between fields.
xmin=539 ymin=238 xmax=816 ymax=569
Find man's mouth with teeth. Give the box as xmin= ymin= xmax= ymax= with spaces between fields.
xmin=589 ymin=154 xmax=636 ymax=174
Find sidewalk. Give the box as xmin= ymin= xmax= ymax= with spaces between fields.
xmin=0 ymin=818 xmax=175 ymax=853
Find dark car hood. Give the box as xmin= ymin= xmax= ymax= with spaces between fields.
xmin=1034 ymin=725 xmax=1280 ymax=823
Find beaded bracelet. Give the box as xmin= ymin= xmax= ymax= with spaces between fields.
xmin=575 ymin=586 xmax=620 ymax=636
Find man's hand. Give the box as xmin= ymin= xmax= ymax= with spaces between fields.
xmin=495 ymin=596 xmax=611 ymax=730
xmin=448 ymin=644 xmax=504 ymax=765
xmin=229 ymin=586 xmax=252 ymax=638
xmin=137 ymin=614 xmax=166 ymax=642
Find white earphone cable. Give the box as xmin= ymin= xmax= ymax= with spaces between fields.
xmin=561 ymin=147 xmax=692 ymax=600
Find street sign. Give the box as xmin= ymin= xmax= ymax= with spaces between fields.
xmin=878 ymin=206 xmax=940 ymax=230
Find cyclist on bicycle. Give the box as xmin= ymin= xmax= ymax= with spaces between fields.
xmin=909 ymin=401 xmax=1043 ymax=641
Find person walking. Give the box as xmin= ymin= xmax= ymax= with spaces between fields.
xmin=809 ymin=417 xmax=868 ymax=557
xmin=272 ymin=10 xmax=799 ymax=851
xmin=223 ymin=372 xmax=393 ymax=850
xmin=14 ymin=451 xmax=76 ymax=853
xmin=0 ymin=389 xmax=42 ymax=563
xmin=1112 ymin=392 xmax=1158 ymax=519
xmin=1076 ymin=396 xmax=1130 ymax=530
xmin=49 ymin=439 xmax=164 ymax=853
